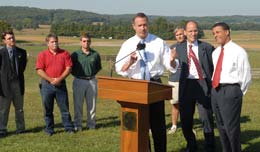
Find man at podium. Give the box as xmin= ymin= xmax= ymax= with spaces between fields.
xmin=115 ymin=12 xmax=178 ymax=152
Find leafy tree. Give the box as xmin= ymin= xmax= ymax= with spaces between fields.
xmin=0 ymin=20 xmax=12 ymax=35
xmin=0 ymin=20 xmax=12 ymax=46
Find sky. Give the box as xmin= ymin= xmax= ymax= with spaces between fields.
xmin=0 ymin=0 xmax=259 ymax=16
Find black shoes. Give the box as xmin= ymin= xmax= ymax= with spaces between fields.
xmin=0 ymin=132 xmax=7 ymax=138
xmin=16 ymin=130 xmax=26 ymax=134
xmin=44 ymin=129 xmax=54 ymax=136
xmin=66 ymin=130 xmax=75 ymax=134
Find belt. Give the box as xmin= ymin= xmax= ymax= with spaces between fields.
xmin=76 ymin=76 xmax=95 ymax=80
xmin=215 ymin=83 xmax=240 ymax=91
xmin=218 ymin=83 xmax=239 ymax=87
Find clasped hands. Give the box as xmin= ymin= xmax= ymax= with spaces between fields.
xmin=50 ymin=77 xmax=62 ymax=86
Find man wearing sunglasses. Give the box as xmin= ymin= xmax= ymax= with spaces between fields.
xmin=71 ymin=33 xmax=102 ymax=131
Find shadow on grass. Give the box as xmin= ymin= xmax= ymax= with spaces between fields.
xmin=177 ymin=136 xmax=223 ymax=152
xmin=242 ymin=130 xmax=260 ymax=152
xmin=2 ymin=122 xmax=65 ymax=138
xmin=167 ymin=115 xmax=255 ymax=151
xmin=166 ymin=115 xmax=251 ymax=129
xmin=96 ymin=116 xmax=120 ymax=128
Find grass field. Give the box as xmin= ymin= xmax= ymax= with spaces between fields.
xmin=0 ymin=27 xmax=259 ymax=152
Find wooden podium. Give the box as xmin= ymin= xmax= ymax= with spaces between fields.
xmin=97 ymin=76 xmax=172 ymax=152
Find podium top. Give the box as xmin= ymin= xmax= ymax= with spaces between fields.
xmin=97 ymin=76 xmax=172 ymax=104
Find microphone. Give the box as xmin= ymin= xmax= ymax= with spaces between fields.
xmin=110 ymin=41 xmax=146 ymax=77
xmin=136 ymin=41 xmax=146 ymax=50
xmin=115 ymin=41 xmax=146 ymax=65
xmin=137 ymin=40 xmax=147 ymax=62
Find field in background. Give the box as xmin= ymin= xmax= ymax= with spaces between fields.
xmin=14 ymin=25 xmax=260 ymax=49
xmin=0 ymin=26 xmax=259 ymax=152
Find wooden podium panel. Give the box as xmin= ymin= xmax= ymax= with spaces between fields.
xmin=97 ymin=76 xmax=172 ymax=152
xmin=119 ymin=102 xmax=149 ymax=152
xmin=98 ymin=76 xmax=172 ymax=104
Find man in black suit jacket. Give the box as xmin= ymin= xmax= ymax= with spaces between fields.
xmin=0 ymin=31 xmax=27 ymax=137
xmin=175 ymin=21 xmax=215 ymax=152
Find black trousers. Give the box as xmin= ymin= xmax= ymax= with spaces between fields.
xmin=211 ymin=84 xmax=242 ymax=152
xmin=179 ymin=79 xmax=215 ymax=152
xmin=149 ymin=78 xmax=166 ymax=152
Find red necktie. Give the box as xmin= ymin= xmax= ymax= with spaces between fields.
xmin=188 ymin=45 xmax=204 ymax=80
xmin=212 ymin=47 xmax=224 ymax=88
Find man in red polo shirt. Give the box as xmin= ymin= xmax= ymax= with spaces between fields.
xmin=36 ymin=33 xmax=74 ymax=136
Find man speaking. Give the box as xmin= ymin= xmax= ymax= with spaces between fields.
xmin=115 ymin=12 xmax=178 ymax=152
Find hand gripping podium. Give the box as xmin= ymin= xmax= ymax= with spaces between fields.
xmin=97 ymin=76 xmax=172 ymax=152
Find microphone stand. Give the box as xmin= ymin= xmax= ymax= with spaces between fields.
xmin=110 ymin=42 xmax=145 ymax=77
xmin=110 ymin=49 xmax=137 ymax=77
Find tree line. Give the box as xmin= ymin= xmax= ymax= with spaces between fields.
xmin=1 ymin=6 xmax=260 ymax=40
xmin=50 ymin=17 xmax=205 ymax=40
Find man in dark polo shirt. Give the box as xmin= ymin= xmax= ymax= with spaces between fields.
xmin=71 ymin=33 xmax=102 ymax=131
xmin=36 ymin=33 xmax=74 ymax=136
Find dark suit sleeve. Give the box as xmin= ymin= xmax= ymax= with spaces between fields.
xmin=22 ymin=49 xmax=28 ymax=72
xmin=16 ymin=47 xmax=27 ymax=73
xmin=0 ymin=49 xmax=3 ymax=96
xmin=206 ymin=44 xmax=215 ymax=76
xmin=0 ymin=49 xmax=2 ymax=71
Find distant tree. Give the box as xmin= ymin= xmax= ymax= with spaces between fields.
xmin=2 ymin=6 xmax=260 ymax=34
xmin=150 ymin=17 xmax=172 ymax=39
xmin=0 ymin=20 xmax=12 ymax=35
xmin=0 ymin=20 xmax=12 ymax=45
xmin=15 ymin=24 xmax=23 ymax=31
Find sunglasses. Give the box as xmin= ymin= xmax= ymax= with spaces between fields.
xmin=82 ymin=40 xmax=91 ymax=43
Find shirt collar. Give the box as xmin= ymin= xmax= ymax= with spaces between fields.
xmin=7 ymin=47 xmax=12 ymax=52
xmin=222 ymin=40 xmax=232 ymax=50
xmin=48 ymin=48 xmax=62 ymax=55
xmin=134 ymin=33 xmax=150 ymax=43
xmin=6 ymin=46 xmax=15 ymax=54
xmin=81 ymin=48 xmax=92 ymax=55
xmin=187 ymin=40 xmax=198 ymax=47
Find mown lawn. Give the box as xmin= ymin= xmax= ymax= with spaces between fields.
xmin=0 ymin=51 xmax=259 ymax=152
xmin=0 ymin=28 xmax=260 ymax=151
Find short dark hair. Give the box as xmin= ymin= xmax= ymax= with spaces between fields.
xmin=132 ymin=12 xmax=148 ymax=23
xmin=45 ymin=33 xmax=58 ymax=42
xmin=80 ymin=32 xmax=91 ymax=41
xmin=184 ymin=20 xmax=198 ymax=30
xmin=212 ymin=22 xmax=230 ymax=31
xmin=2 ymin=30 xmax=14 ymax=40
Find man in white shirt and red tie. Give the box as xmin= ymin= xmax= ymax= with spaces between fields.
xmin=211 ymin=22 xmax=251 ymax=152
xmin=175 ymin=20 xmax=215 ymax=152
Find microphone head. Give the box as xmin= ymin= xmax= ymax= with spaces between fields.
xmin=136 ymin=42 xmax=146 ymax=50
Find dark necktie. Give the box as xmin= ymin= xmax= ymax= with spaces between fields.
xmin=9 ymin=49 xmax=17 ymax=74
xmin=188 ymin=45 xmax=203 ymax=80
xmin=212 ymin=47 xmax=224 ymax=88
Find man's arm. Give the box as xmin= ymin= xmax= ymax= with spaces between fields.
xmin=121 ymin=52 xmax=137 ymax=72
xmin=51 ymin=66 xmax=71 ymax=86
xmin=36 ymin=69 xmax=54 ymax=83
